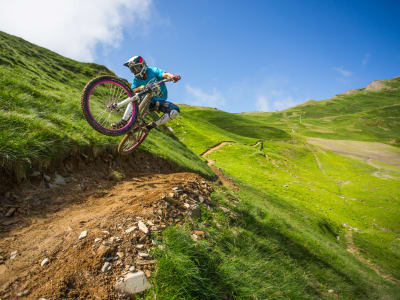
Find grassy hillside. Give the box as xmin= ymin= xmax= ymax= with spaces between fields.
xmin=162 ymin=105 xmax=400 ymax=299
xmin=0 ymin=31 xmax=212 ymax=179
xmin=241 ymin=77 xmax=400 ymax=146
xmin=172 ymin=105 xmax=290 ymax=155
xmin=1 ymin=30 xmax=399 ymax=299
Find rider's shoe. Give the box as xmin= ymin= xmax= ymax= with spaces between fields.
xmin=111 ymin=119 xmax=127 ymax=129
xmin=146 ymin=122 xmax=157 ymax=131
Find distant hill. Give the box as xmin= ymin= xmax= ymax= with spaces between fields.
xmin=242 ymin=76 xmax=400 ymax=146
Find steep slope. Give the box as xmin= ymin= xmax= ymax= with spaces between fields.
xmin=0 ymin=31 xmax=212 ymax=183
xmin=167 ymin=105 xmax=400 ymax=298
xmin=241 ymin=76 xmax=400 ymax=146
xmin=1 ymin=30 xmax=399 ymax=299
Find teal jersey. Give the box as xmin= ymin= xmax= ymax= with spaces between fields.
xmin=131 ymin=67 xmax=168 ymax=101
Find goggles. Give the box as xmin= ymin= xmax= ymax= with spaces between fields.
xmin=129 ymin=63 xmax=145 ymax=75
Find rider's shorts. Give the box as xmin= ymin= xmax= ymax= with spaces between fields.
xmin=150 ymin=99 xmax=180 ymax=113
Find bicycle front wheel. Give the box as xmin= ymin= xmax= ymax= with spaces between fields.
xmin=81 ymin=75 xmax=138 ymax=136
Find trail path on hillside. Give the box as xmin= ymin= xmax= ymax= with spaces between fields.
xmin=345 ymin=231 xmax=399 ymax=284
xmin=306 ymin=138 xmax=400 ymax=167
xmin=201 ymin=142 xmax=238 ymax=191
xmin=0 ymin=158 xmax=213 ymax=299
xmin=307 ymin=138 xmax=400 ymax=179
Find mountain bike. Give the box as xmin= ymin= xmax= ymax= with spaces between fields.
xmin=81 ymin=75 xmax=173 ymax=153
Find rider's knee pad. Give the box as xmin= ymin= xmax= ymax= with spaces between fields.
xmin=169 ymin=109 xmax=179 ymax=120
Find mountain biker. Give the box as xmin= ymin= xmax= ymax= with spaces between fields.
xmin=112 ymin=56 xmax=181 ymax=131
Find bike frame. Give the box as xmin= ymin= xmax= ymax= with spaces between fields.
xmin=116 ymin=78 xmax=170 ymax=124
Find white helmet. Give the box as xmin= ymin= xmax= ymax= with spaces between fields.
xmin=123 ymin=56 xmax=147 ymax=79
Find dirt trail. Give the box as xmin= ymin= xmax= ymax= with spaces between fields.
xmin=306 ymin=137 xmax=400 ymax=167
xmin=201 ymin=142 xmax=238 ymax=191
xmin=345 ymin=231 xmax=399 ymax=284
xmin=305 ymin=144 xmax=326 ymax=175
xmin=0 ymin=152 xmax=214 ymax=299
xmin=201 ymin=141 xmax=233 ymax=157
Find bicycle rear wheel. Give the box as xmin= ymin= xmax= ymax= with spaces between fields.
xmin=117 ymin=127 xmax=149 ymax=155
xmin=81 ymin=75 xmax=138 ymax=136
xmin=117 ymin=112 xmax=159 ymax=155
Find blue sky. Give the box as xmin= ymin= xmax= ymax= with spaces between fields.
xmin=1 ymin=0 xmax=399 ymax=112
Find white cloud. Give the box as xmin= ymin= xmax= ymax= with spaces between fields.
xmin=362 ymin=53 xmax=371 ymax=66
xmin=185 ymin=85 xmax=225 ymax=107
xmin=255 ymin=96 xmax=269 ymax=112
xmin=0 ymin=0 xmax=152 ymax=61
xmin=333 ymin=66 xmax=352 ymax=77
xmin=255 ymin=93 xmax=297 ymax=112
xmin=272 ymin=96 xmax=296 ymax=111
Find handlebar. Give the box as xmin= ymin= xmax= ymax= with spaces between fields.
xmin=135 ymin=78 xmax=176 ymax=97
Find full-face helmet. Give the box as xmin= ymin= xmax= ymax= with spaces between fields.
xmin=123 ymin=56 xmax=147 ymax=79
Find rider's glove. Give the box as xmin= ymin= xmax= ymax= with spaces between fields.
xmin=172 ymin=75 xmax=181 ymax=82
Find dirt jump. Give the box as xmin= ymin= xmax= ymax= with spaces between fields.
xmin=0 ymin=152 xmax=214 ymax=299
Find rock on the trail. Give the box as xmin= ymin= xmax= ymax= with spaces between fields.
xmin=41 ymin=258 xmax=49 ymax=267
xmin=190 ymin=205 xmax=202 ymax=218
xmin=125 ymin=226 xmax=137 ymax=234
xmin=138 ymin=252 xmax=149 ymax=258
xmin=114 ymin=271 xmax=151 ymax=295
xmin=192 ymin=230 xmax=206 ymax=238
xmin=10 ymin=250 xmax=18 ymax=259
xmin=94 ymin=238 xmax=102 ymax=243
xmin=109 ymin=236 xmax=122 ymax=243
xmin=138 ymin=221 xmax=149 ymax=234
xmin=5 ymin=207 xmax=16 ymax=217
xmin=101 ymin=262 xmax=111 ymax=272
xmin=54 ymin=173 xmax=67 ymax=185
xmin=97 ymin=245 xmax=111 ymax=258
xmin=17 ymin=289 xmax=29 ymax=297
xmin=78 ymin=230 xmax=88 ymax=240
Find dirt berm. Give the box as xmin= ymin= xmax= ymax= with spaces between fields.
xmin=0 ymin=150 xmax=215 ymax=299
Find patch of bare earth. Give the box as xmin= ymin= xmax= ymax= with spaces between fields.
xmin=345 ymin=231 xmax=399 ymax=284
xmin=201 ymin=142 xmax=239 ymax=191
xmin=306 ymin=138 xmax=400 ymax=167
xmin=0 ymin=152 xmax=215 ymax=299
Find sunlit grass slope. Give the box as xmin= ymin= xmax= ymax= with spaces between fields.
xmin=241 ymin=77 xmax=400 ymax=146
xmin=0 ymin=31 xmax=212 ymax=179
xmin=163 ymin=105 xmax=400 ymax=299
xmin=172 ymin=105 xmax=290 ymax=155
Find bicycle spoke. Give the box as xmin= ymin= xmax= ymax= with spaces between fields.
xmin=89 ymin=81 xmax=129 ymax=129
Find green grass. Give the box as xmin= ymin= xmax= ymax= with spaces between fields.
xmin=159 ymin=102 xmax=400 ymax=299
xmin=207 ymin=140 xmax=400 ymax=280
xmin=142 ymin=184 xmax=400 ymax=299
xmin=171 ymin=105 xmax=289 ymax=155
xmin=0 ymin=31 xmax=213 ymax=179
xmin=2 ymin=30 xmax=400 ymax=299
xmin=240 ymin=79 xmax=400 ymax=146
